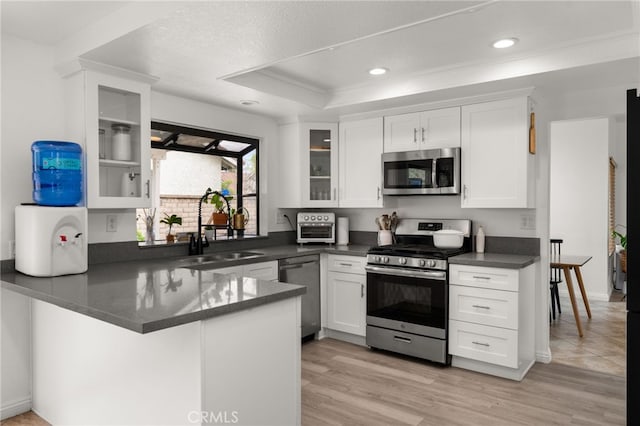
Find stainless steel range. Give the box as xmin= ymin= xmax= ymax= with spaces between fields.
xmin=365 ymin=218 xmax=472 ymax=365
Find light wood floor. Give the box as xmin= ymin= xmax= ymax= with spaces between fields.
xmin=2 ymin=298 xmax=626 ymax=426
xmin=302 ymin=297 xmax=626 ymax=426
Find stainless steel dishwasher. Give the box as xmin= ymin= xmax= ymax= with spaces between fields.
xmin=279 ymin=255 xmax=320 ymax=339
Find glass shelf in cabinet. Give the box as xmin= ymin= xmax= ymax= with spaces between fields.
xmin=99 ymin=159 xmax=141 ymax=168
xmin=99 ymin=116 xmax=140 ymax=126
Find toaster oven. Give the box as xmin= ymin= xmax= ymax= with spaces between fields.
xmin=297 ymin=212 xmax=335 ymax=244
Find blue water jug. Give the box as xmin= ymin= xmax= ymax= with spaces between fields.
xmin=32 ymin=141 xmax=83 ymax=206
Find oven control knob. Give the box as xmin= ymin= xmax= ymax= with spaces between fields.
xmin=324 ymin=215 xmax=329 ymax=221
xmin=418 ymin=259 xmax=426 ymax=267
xmin=311 ymin=215 xmax=316 ymax=221
xmin=427 ymin=260 xmax=436 ymax=268
xmin=304 ymin=215 xmax=309 ymax=221
xmin=383 ymin=257 xmax=390 ymax=264
xmin=374 ymin=256 xmax=381 ymax=263
xmin=399 ymin=257 xmax=407 ymax=265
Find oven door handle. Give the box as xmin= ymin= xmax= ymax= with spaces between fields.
xmin=364 ymin=265 xmax=446 ymax=281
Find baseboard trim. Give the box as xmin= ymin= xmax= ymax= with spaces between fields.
xmin=536 ymin=348 xmax=552 ymax=364
xmin=1 ymin=397 xmax=31 ymax=421
xmin=557 ymin=289 xmax=610 ymax=302
xmin=323 ymin=329 xmax=367 ymax=347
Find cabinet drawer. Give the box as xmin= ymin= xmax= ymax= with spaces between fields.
xmin=328 ymin=255 xmax=366 ymax=274
xmin=449 ymin=264 xmax=519 ymax=292
xmin=449 ymin=320 xmax=518 ymax=368
xmin=449 ymin=285 xmax=518 ymax=329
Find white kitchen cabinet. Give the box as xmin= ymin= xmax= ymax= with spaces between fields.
xmin=383 ymin=107 xmax=460 ymax=152
xmin=448 ymin=263 xmax=535 ymax=381
xmin=460 ymin=97 xmax=535 ymax=208
xmin=326 ymin=255 xmax=366 ymax=336
xmin=211 ymin=260 xmax=278 ymax=281
xmin=301 ymin=123 xmax=339 ymax=207
xmin=64 ymin=68 xmax=152 ymax=208
xmin=277 ymin=122 xmax=338 ymax=208
xmin=339 ymin=117 xmax=384 ymax=208
xmin=243 ymin=261 xmax=278 ymax=281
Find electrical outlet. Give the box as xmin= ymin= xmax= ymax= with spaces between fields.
xmin=106 ymin=215 xmax=118 ymax=232
xmin=520 ymin=213 xmax=536 ymax=230
xmin=9 ymin=240 xmax=15 ymax=259
xmin=276 ymin=210 xmax=286 ymax=224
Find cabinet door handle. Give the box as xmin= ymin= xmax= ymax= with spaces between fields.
xmin=463 ymin=184 xmax=468 ymax=200
xmin=333 ymin=188 xmax=336 ymax=201
xmin=472 ymin=304 xmax=491 ymax=310
xmin=472 ymin=276 xmax=491 ymax=280
xmin=421 ymin=127 xmax=425 ymax=142
xmin=377 ymin=187 xmax=381 ymax=200
xmin=145 ymin=179 xmax=150 ymax=198
xmin=413 ymin=128 xmax=417 ymax=143
xmin=361 ymin=283 xmax=364 ymax=298
xmin=472 ymin=341 xmax=490 ymax=347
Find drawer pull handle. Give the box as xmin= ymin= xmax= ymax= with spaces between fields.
xmin=394 ymin=336 xmax=412 ymax=344
xmin=339 ymin=263 xmax=353 ymax=267
xmin=472 ymin=341 xmax=490 ymax=347
xmin=472 ymin=275 xmax=491 ymax=280
xmin=472 ymin=304 xmax=490 ymax=310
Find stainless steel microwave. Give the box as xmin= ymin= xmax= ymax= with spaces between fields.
xmin=382 ymin=147 xmax=461 ymax=195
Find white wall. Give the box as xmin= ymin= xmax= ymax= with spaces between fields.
xmin=550 ymin=118 xmax=611 ymax=301
xmin=0 ymin=34 xmax=66 ymax=419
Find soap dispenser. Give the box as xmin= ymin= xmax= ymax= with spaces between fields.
xmin=476 ymin=226 xmax=485 ymax=253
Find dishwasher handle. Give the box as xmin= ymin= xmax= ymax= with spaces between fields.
xmin=279 ymin=263 xmax=311 ymax=271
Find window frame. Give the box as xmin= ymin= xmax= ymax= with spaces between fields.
xmin=150 ymin=120 xmax=260 ymax=237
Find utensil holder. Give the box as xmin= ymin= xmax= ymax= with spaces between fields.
xmin=378 ymin=230 xmax=393 ymax=246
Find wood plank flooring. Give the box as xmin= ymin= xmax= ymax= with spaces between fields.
xmin=3 ymin=298 xmax=626 ymax=426
xmin=302 ymin=338 xmax=625 ymax=426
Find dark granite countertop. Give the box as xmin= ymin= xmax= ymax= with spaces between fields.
xmin=0 ymin=244 xmax=369 ymax=334
xmin=1 ymin=261 xmax=305 ymax=334
xmin=449 ymin=252 xmax=539 ymax=269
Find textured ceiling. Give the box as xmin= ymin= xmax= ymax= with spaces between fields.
xmin=2 ymin=1 xmax=639 ymax=120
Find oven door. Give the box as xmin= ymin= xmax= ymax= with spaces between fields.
xmin=365 ymin=265 xmax=447 ymax=339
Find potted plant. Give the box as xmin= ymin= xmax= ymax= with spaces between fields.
xmin=209 ymin=191 xmax=233 ymax=226
xmin=613 ymin=229 xmax=627 ymax=273
xmin=161 ymin=213 xmax=182 ymax=243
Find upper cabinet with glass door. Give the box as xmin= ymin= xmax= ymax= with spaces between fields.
xmin=64 ymin=67 xmax=152 ymax=208
xmin=301 ymin=123 xmax=338 ymax=207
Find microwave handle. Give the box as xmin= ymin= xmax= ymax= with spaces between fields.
xmin=431 ymin=158 xmax=437 ymax=188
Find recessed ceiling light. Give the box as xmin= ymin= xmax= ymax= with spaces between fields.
xmin=240 ymin=100 xmax=259 ymax=106
xmin=368 ymin=67 xmax=388 ymax=76
xmin=492 ymin=38 xmax=518 ymax=49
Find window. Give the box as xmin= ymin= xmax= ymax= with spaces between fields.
xmin=137 ymin=121 xmax=259 ymax=243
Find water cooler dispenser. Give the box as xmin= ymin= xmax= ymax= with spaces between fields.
xmin=15 ymin=140 xmax=87 ymax=277
xmin=15 ymin=205 xmax=88 ymax=277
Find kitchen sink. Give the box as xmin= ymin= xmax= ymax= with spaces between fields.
xmin=175 ymin=251 xmax=264 ymax=268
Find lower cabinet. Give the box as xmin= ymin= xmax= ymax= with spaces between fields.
xmin=211 ymin=261 xmax=278 ymax=281
xmin=448 ymin=263 xmax=535 ymax=381
xmin=326 ymin=255 xmax=367 ymax=337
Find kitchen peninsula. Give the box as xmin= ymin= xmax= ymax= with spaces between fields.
xmin=1 ymin=260 xmax=305 ymax=426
